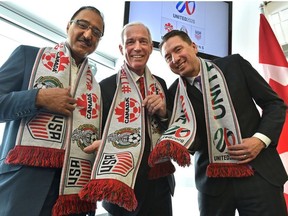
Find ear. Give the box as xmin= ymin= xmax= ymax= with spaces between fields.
xmin=119 ymin=44 xmax=124 ymax=55
xmin=149 ymin=43 xmax=153 ymax=55
xmin=192 ymin=42 xmax=198 ymax=54
xmin=66 ymin=22 xmax=71 ymax=34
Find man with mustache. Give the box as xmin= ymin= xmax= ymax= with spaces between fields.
xmin=0 ymin=6 xmax=104 ymax=216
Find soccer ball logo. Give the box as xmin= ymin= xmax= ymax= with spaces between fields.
xmin=128 ymin=132 xmax=141 ymax=144
xmin=115 ymin=98 xmax=141 ymax=123
xmin=108 ymin=127 xmax=141 ymax=149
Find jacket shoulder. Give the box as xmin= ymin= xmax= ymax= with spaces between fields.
xmin=213 ymin=53 xmax=243 ymax=64
xmin=14 ymin=45 xmax=39 ymax=53
xmin=99 ymin=74 xmax=117 ymax=87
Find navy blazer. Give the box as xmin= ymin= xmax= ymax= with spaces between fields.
xmin=0 ymin=45 xmax=60 ymax=216
xmin=169 ymin=54 xmax=287 ymax=195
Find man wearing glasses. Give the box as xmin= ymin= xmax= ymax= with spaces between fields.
xmin=0 ymin=6 xmax=104 ymax=216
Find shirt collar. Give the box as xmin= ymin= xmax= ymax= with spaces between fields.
xmin=129 ymin=69 xmax=145 ymax=83
xmin=186 ymin=73 xmax=201 ymax=86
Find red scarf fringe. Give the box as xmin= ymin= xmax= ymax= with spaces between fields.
xmin=5 ymin=145 xmax=65 ymax=168
xmin=206 ymin=163 xmax=254 ymax=177
xmin=52 ymin=194 xmax=96 ymax=216
xmin=148 ymin=160 xmax=175 ymax=180
xmin=79 ymin=179 xmax=137 ymax=211
xmin=148 ymin=140 xmax=191 ymax=167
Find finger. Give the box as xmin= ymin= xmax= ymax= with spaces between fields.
xmin=148 ymin=103 xmax=161 ymax=115
xmin=227 ymin=145 xmax=243 ymax=151
xmin=237 ymin=155 xmax=251 ymax=164
xmin=66 ymin=103 xmax=76 ymax=111
xmin=83 ymin=145 xmax=95 ymax=154
xmin=83 ymin=140 xmax=101 ymax=153
xmin=235 ymin=153 xmax=250 ymax=161
xmin=146 ymin=96 xmax=161 ymax=109
xmin=68 ymin=97 xmax=77 ymax=105
xmin=66 ymin=86 xmax=72 ymax=95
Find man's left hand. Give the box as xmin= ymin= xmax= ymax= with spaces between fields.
xmin=227 ymin=137 xmax=266 ymax=164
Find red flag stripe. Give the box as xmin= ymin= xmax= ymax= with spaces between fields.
xmin=259 ymin=14 xmax=288 ymax=67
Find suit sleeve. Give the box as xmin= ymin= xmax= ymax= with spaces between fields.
xmin=240 ymin=55 xmax=286 ymax=146
xmin=217 ymin=54 xmax=287 ymax=146
xmin=0 ymin=45 xmax=40 ymax=122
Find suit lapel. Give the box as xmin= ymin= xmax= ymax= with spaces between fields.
xmin=186 ymin=83 xmax=203 ymax=102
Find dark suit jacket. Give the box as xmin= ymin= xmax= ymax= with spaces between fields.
xmin=99 ymin=73 xmax=175 ymax=215
xmin=169 ymin=54 xmax=287 ymax=196
xmin=0 ymin=45 xmax=62 ymax=215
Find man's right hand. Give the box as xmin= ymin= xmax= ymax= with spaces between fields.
xmin=36 ymin=87 xmax=76 ymax=116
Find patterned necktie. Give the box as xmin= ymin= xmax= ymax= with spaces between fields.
xmin=138 ymin=77 xmax=145 ymax=98
xmin=194 ymin=76 xmax=202 ymax=92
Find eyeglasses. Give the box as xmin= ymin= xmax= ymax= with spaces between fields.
xmin=70 ymin=19 xmax=103 ymax=38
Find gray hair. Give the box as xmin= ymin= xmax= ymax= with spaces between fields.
xmin=121 ymin=22 xmax=152 ymax=44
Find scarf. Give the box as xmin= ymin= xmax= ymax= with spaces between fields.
xmin=148 ymin=76 xmax=196 ymax=168
xmin=149 ymin=57 xmax=254 ymax=178
xmin=79 ymin=63 xmax=172 ymax=211
xmin=5 ymin=43 xmax=102 ymax=215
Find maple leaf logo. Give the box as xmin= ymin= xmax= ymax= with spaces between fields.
xmin=76 ymin=93 xmax=100 ymax=119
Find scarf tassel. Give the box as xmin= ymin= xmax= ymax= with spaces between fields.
xmin=52 ymin=194 xmax=96 ymax=216
xmin=79 ymin=179 xmax=137 ymax=211
xmin=148 ymin=140 xmax=191 ymax=167
xmin=148 ymin=160 xmax=175 ymax=180
xmin=206 ymin=163 xmax=254 ymax=177
xmin=5 ymin=145 xmax=65 ymax=168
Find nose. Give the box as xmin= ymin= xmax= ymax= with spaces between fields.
xmin=83 ymin=28 xmax=93 ymax=39
xmin=171 ymin=53 xmax=180 ymax=64
xmin=133 ymin=41 xmax=141 ymax=51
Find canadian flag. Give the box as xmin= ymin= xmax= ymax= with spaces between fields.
xmin=259 ymin=13 xmax=288 ymax=204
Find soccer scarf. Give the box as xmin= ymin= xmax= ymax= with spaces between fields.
xmin=79 ymin=63 xmax=170 ymax=211
xmin=149 ymin=76 xmax=196 ymax=168
xmin=149 ymin=57 xmax=254 ymax=178
xmin=5 ymin=43 xmax=102 ymax=215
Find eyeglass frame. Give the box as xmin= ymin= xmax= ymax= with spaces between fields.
xmin=70 ymin=19 xmax=103 ymax=38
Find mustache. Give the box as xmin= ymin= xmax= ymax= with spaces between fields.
xmin=78 ymin=37 xmax=92 ymax=47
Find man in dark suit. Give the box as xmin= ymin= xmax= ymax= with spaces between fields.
xmin=0 ymin=6 xmax=104 ymax=216
xmin=159 ymin=30 xmax=288 ymax=216
xmin=98 ymin=22 xmax=174 ymax=216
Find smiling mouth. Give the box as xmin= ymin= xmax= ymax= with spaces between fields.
xmin=79 ymin=39 xmax=91 ymax=47
xmin=176 ymin=61 xmax=185 ymax=70
xmin=132 ymin=55 xmax=144 ymax=59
